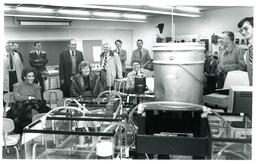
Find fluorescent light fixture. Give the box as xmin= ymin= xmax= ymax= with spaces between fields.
xmin=93 ymin=12 xmax=121 ymax=17
xmin=5 ymin=14 xmax=146 ymax=23
xmin=4 ymin=6 xmax=12 ymax=11
xmin=16 ymin=7 xmax=54 ymax=13
xmin=83 ymin=5 xmax=200 ymax=17
xmin=122 ymin=14 xmax=147 ymax=19
xmin=175 ymin=6 xmax=200 ymax=13
xmin=148 ymin=5 xmax=174 ymax=10
xmin=18 ymin=20 xmax=71 ymax=26
xmin=58 ymin=9 xmax=90 ymax=15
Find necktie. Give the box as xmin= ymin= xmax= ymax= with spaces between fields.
xmin=102 ymin=53 xmax=107 ymax=70
xmin=139 ymin=49 xmax=142 ymax=60
xmin=9 ymin=53 xmax=14 ymax=70
xmin=118 ymin=49 xmax=120 ymax=55
xmin=72 ymin=50 xmax=75 ymax=56
xmin=248 ymin=45 xmax=253 ymax=64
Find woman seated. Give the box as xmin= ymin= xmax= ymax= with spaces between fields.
xmin=126 ymin=60 xmax=152 ymax=93
xmin=71 ymin=61 xmax=103 ymax=100
xmin=7 ymin=66 xmax=50 ymax=134
xmin=13 ymin=66 xmax=42 ymax=102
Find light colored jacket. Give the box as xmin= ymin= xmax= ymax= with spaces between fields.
xmin=100 ymin=50 xmax=123 ymax=87
xmin=113 ymin=49 xmax=127 ymax=72
xmin=131 ymin=48 xmax=151 ymax=68
xmin=3 ymin=52 xmax=23 ymax=92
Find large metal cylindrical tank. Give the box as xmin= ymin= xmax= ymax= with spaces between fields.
xmin=153 ymin=43 xmax=205 ymax=104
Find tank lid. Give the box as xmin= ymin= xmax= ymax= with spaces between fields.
xmin=153 ymin=42 xmax=205 ymax=51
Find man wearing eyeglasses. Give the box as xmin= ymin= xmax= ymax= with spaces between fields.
xmin=217 ymin=31 xmax=246 ymax=88
xmin=238 ymin=17 xmax=253 ymax=86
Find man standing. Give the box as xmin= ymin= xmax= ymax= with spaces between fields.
xmin=131 ymin=39 xmax=152 ymax=70
xmin=12 ymin=43 xmax=23 ymax=64
xmin=29 ymin=41 xmax=48 ymax=95
xmin=113 ymin=39 xmax=127 ymax=77
xmin=204 ymin=52 xmax=218 ymax=94
xmin=100 ymin=43 xmax=122 ymax=90
xmin=59 ymin=39 xmax=84 ymax=97
xmin=4 ymin=42 xmax=23 ymax=92
xmin=217 ymin=31 xmax=246 ymax=88
xmin=238 ymin=17 xmax=253 ymax=86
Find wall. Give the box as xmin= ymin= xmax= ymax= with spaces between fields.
xmin=5 ymin=17 xmax=135 ymax=65
xmin=4 ymin=6 xmax=253 ymax=64
xmin=136 ymin=6 xmax=253 ymax=53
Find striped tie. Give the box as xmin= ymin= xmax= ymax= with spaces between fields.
xmin=102 ymin=53 xmax=107 ymax=70
xmin=248 ymin=45 xmax=253 ymax=64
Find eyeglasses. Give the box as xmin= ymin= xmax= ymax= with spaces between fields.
xmin=239 ymin=26 xmax=249 ymax=34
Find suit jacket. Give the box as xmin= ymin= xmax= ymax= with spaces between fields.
xmin=3 ymin=52 xmax=23 ymax=91
xmin=70 ymin=73 xmax=103 ymax=98
xmin=29 ymin=50 xmax=48 ymax=71
xmin=100 ymin=50 xmax=122 ymax=87
xmin=59 ymin=49 xmax=84 ymax=89
xmin=113 ymin=49 xmax=127 ymax=72
xmin=131 ymin=48 xmax=151 ymax=68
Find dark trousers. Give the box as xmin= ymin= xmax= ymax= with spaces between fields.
xmin=205 ymin=76 xmax=217 ymax=94
xmin=9 ymin=71 xmax=18 ymax=92
xmin=61 ymin=83 xmax=71 ymax=98
xmin=122 ymin=72 xmax=126 ymax=78
xmin=34 ymin=70 xmax=45 ymax=97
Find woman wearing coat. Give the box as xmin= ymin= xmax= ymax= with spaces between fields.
xmin=70 ymin=61 xmax=103 ymax=100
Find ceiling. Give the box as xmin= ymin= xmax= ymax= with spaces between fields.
xmin=4 ymin=3 xmax=237 ymax=23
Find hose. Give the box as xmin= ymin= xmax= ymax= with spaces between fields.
xmin=95 ymin=90 xmax=123 ymax=119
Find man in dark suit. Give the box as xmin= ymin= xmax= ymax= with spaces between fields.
xmin=113 ymin=39 xmax=127 ymax=77
xmin=29 ymin=41 xmax=48 ymax=95
xmin=204 ymin=53 xmax=218 ymax=94
xmin=59 ymin=39 xmax=84 ymax=97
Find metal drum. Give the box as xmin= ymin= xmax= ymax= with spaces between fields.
xmin=153 ymin=43 xmax=205 ymax=104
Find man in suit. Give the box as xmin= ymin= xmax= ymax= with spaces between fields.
xmin=238 ymin=17 xmax=253 ymax=86
xmin=113 ymin=39 xmax=127 ymax=77
xmin=4 ymin=42 xmax=23 ymax=93
xmin=29 ymin=41 xmax=48 ymax=95
xmin=100 ymin=43 xmax=122 ymax=90
xmin=59 ymin=39 xmax=84 ymax=97
xmin=204 ymin=52 xmax=218 ymax=94
xmin=131 ymin=39 xmax=152 ymax=70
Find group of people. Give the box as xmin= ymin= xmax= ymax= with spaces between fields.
xmin=3 ymin=45 xmax=50 ymax=133
xmin=4 ymin=38 xmax=153 ymax=102
xmin=59 ymin=39 xmax=153 ymax=98
xmin=204 ymin=17 xmax=253 ymax=94
xmin=3 ymin=38 xmax=153 ymax=132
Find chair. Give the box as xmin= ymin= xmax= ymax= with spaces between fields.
xmin=203 ymin=71 xmax=249 ymax=110
xmin=2 ymin=118 xmax=21 ymax=159
xmin=43 ymin=89 xmax=63 ymax=108
xmin=114 ymin=78 xmax=127 ymax=93
xmin=3 ymin=92 xmax=15 ymax=113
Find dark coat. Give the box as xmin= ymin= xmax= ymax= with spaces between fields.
xmin=59 ymin=49 xmax=83 ymax=97
xmin=29 ymin=50 xmax=48 ymax=71
xmin=70 ymin=73 xmax=103 ymax=98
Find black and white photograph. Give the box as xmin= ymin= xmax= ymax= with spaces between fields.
xmin=1 ymin=0 xmax=254 ymax=160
